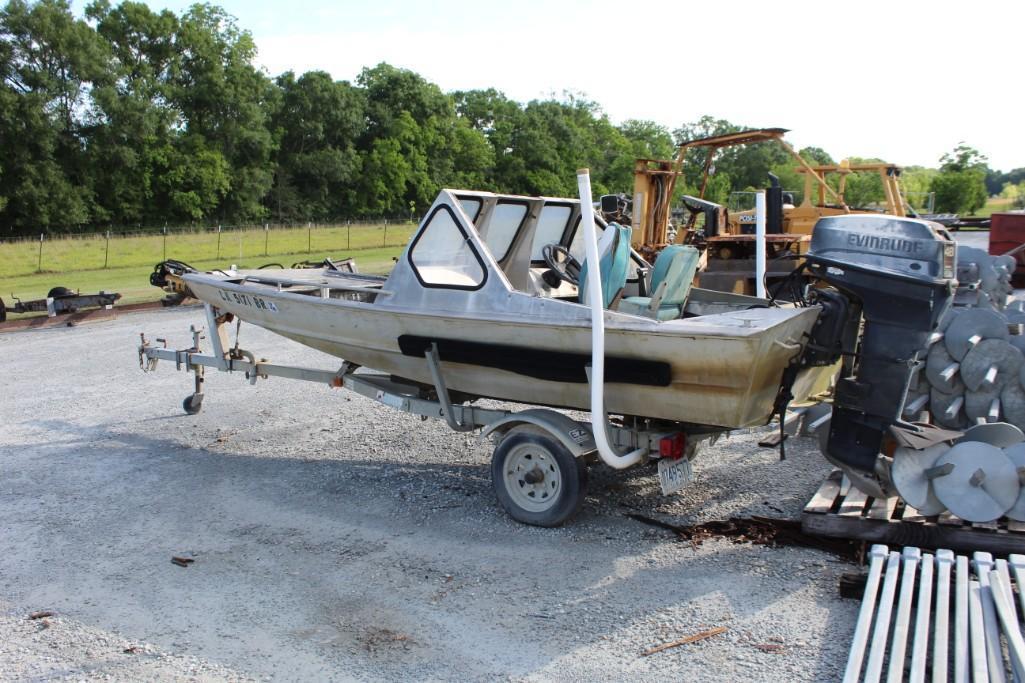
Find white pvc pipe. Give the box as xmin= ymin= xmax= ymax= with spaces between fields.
xmin=577 ymin=168 xmax=646 ymax=470
xmin=755 ymin=190 xmax=767 ymax=299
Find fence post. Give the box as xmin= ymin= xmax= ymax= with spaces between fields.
xmin=216 ymin=224 xmax=221 ymax=260
xmin=264 ymin=223 xmax=269 ymax=257
xmin=162 ymin=225 xmax=167 ymax=261
xmin=238 ymin=229 xmax=242 ymax=260
xmin=346 ymin=220 xmax=350 ymax=250
xmin=383 ymin=218 xmax=388 ymax=247
xmin=37 ymin=233 xmax=43 ymax=273
xmin=307 ymin=221 xmax=312 ymax=254
xmin=104 ymin=230 xmax=111 ymax=269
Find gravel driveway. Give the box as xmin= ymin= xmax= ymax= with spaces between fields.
xmin=0 ymin=306 xmax=859 ymax=681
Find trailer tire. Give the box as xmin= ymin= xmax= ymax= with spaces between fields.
xmin=491 ymin=431 xmax=587 ymax=527
xmin=0 ymin=297 xmax=5 ymax=323
xmin=47 ymin=286 xmax=73 ymax=298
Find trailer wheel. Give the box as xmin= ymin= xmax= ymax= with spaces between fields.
xmin=47 ymin=286 xmax=73 ymax=298
xmin=182 ymin=394 xmax=204 ymax=415
xmin=0 ymin=297 xmax=5 ymax=323
xmin=491 ymin=430 xmax=587 ymax=527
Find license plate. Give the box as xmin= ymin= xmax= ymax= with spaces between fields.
xmin=657 ymin=457 xmax=693 ymax=495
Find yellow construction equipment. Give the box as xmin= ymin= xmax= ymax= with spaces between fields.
xmin=625 ymin=127 xmax=913 ymax=294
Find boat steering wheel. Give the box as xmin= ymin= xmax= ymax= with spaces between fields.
xmin=541 ymin=244 xmax=582 ymax=286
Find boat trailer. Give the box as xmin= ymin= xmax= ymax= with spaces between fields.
xmin=138 ymin=303 xmax=705 ymax=526
xmin=0 ymin=289 xmax=121 ymax=323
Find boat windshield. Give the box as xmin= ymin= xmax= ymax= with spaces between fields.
xmin=530 ymin=204 xmax=573 ymax=261
xmin=485 ymin=201 xmax=529 ymax=261
xmin=408 ymin=206 xmax=487 ymax=289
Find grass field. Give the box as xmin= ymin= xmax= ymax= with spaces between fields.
xmin=979 ymin=196 xmax=1018 ymax=217
xmin=0 ymin=222 xmax=414 ymax=314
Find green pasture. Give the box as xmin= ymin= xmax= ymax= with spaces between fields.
xmin=978 ymin=196 xmax=1017 ymax=218
xmin=0 ymin=223 xmax=414 ymax=314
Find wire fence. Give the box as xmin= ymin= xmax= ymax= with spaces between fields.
xmin=0 ymin=218 xmax=420 ymax=278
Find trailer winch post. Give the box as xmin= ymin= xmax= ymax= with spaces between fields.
xmin=204 ymin=304 xmax=231 ymax=372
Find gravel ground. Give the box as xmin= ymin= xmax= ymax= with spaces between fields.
xmin=0 ymin=305 xmax=861 ymax=681
xmin=0 ymin=227 xmax=991 ymax=682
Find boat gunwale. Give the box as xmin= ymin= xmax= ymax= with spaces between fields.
xmin=185 ymin=272 xmax=819 ymax=342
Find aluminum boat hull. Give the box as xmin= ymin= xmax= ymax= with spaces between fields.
xmin=185 ymin=273 xmax=831 ymax=429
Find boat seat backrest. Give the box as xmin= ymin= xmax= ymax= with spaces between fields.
xmin=616 ymin=245 xmax=700 ymax=320
xmin=577 ymin=224 xmax=632 ymax=309
xmin=650 ymin=245 xmax=701 ymax=308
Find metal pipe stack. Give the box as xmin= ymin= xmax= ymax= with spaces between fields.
xmin=844 ymin=545 xmax=1025 ymax=683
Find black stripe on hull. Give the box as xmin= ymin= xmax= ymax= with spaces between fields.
xmin=397 ymin=335 xmax=671 ymax=387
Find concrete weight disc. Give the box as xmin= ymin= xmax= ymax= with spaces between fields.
xmin=892 ymin=443 xmax=949 ymax=516
xmin=1002 ymin=443 xmax=1025 ymax=521
xmin=932 ymin=441 xmax=1020 ymax=522
xmin=945 ymin=308 xmax=1009 ymax=361
xmin=960 ymin=339 xmax=1023 ymax=391
xmin=964 ymin=388 xmax=1001 ymax=423
xmin=938 ymin=307 xmax=960 ymax=332
xmin=930 ymin=387 xmax=968 ymax=430
xmin=1008 ymin=335 xmax=1025 ymax=355
xmin=980 ymin=264 xmax=1000 ymax=292
xmin=925 ymin=343 xmax=964 ymax=394
xmin=957 ymin=246 xmax=991 ymax=270
xmin=1002 ymin=383 xmax=1025 ymax=431
xmin=977 ymin=290 xmax=999 ymax=312
xmin=997 ymin=255 xmax=1017 ymax=273
xmin=957 ymin=421 xmax=1025 ymax=447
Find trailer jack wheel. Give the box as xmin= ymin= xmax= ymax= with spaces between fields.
xmin=491 ymin=430 xmax=587 ymax=527
xmin=182 ymin=393 xmax=204 ymax=415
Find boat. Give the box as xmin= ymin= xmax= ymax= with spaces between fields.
xmin=143 ymin=173 xmax=958 ymax=526
xmin=182 ymin=188 xmax=833 ymax=430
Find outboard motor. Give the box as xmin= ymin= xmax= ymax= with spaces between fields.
xmin=803 ymin=215 xmax=957 ymax=485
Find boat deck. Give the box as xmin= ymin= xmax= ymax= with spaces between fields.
xmin=215 ymin=268 xmax=390 ymax=302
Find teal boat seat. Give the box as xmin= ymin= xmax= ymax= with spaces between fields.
xmin=577 ymin=223 xmax=632 ymax=309
xmin=618 ymin=245 xmax=700 ymax=320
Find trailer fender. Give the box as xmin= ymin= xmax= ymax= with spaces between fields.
xmin=480 ymin=408 xmax=596 ymax=458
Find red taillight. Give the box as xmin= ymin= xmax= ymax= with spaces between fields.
xmin=659 ymin=433 xmax=686 ymax=460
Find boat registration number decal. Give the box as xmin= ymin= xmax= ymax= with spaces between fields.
xmin=218 ymin=289 xmax=278 ymax=312
xmin=657 ymin=457 xmax=692 ymax=496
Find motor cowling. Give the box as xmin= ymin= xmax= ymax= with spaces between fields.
xmin=804 ymin=215 xmax=957 ymax=474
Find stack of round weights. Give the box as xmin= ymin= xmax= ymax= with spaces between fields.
xmin=890 ymin=246 xmax=1025 ymax=523
xmin=909 ymin=246 xmax=1024 ymax=431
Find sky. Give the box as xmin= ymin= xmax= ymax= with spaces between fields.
xmin=73 ymin=0 xmax=1024 ymax=171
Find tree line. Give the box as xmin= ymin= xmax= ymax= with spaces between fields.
xmin=1 ymin=0 xmax=1018 ymax=237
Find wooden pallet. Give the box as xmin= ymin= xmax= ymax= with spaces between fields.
xmin=802 ymin=469 xmax=1025 ymax=555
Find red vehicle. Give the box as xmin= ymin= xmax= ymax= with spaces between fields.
xmin=989 ymin=212 xmax=1025 ymax=286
